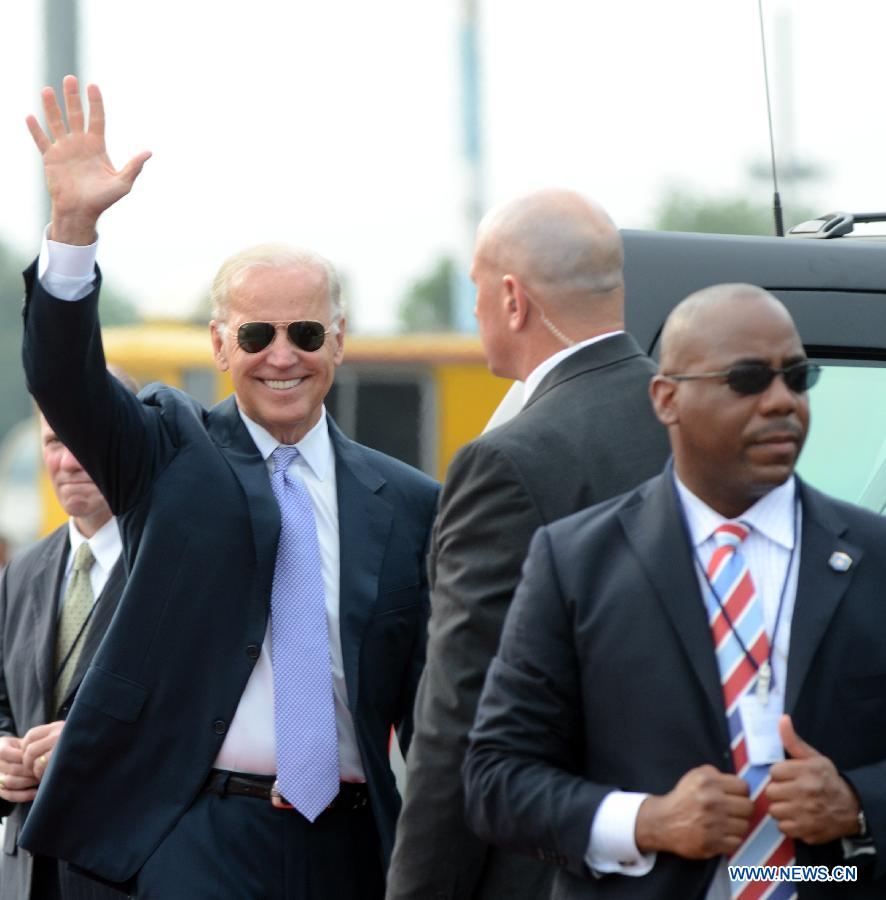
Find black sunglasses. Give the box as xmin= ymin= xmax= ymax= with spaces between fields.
xmin=665 ymin=361 xmax=822 ymax=395
xmin=235 ymin=320 xmax=332 ymax=354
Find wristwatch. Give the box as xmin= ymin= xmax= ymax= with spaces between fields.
xmin=857 ymin=808 xmax=868 ymax=838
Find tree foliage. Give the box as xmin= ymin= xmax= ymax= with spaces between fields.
xmin=653 ymin=187 xmax=813 ymax=237
xmin=398 ymin=256 xmax=456 ymax=332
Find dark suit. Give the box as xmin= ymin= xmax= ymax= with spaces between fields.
xmin=0 ymin=524 xmax=125 ymax=899
xmin=464 ymin=471 xmax=886 ymax=898
xmin=387 ymin=334 xmax=670 ymax=899
xmin=18 ymin=265 xmax=439 ymax=891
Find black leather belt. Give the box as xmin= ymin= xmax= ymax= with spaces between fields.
xmin=203 ymin=770 xmax=369 ymax=813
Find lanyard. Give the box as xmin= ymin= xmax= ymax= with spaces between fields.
xmin=672 ymin=474 xmax=799 ymax=705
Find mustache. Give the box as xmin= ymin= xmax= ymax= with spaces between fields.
xmin=749 ymin=420 xmax=805 ymax=442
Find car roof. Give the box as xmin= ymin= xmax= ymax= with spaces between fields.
xmin=622 ymin=229 xmax=886 ymax=358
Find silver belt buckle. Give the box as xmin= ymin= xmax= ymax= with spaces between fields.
xmin=270 ymin=779 xmax=293 ymax=810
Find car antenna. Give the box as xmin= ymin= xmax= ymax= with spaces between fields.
xmin=757 ymin=0 xmax=784 ymax=236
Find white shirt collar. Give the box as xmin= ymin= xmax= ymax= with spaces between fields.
xmin=522 ymin=331 xmax=623 ymax=406
xmin=66 ymin=516 xmax=121 ymax=574
xmin=238 ymin=406 xmax=333 ymax=481
xmin=674 ymin=472 xmax=797 ymax=551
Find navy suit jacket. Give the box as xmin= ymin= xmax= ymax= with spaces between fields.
xmin=19 ymin=263 xmax=439 ymax=884
xmin=464 ymin=471 xmax=886 ymax=899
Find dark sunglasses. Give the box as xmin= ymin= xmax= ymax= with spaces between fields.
xmin=665 ymin=360 xmax=822 ymax=395
xmin=236 ymin=320 xmax=332 ymax=354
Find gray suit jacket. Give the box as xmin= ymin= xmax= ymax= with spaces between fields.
xmin=0 ymin=524 xmax=125 ymax=899
xmin=387 ymin=334 xmax=671 ymax=900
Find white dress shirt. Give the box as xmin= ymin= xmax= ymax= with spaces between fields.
xmin=586 ymin=475 xmax=800 ymax=900
xmin=38 ymin=231 xmax=365 ymax=780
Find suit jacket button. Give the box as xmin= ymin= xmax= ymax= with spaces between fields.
xmin=246 ymin=644 xmax=260 ymax=659
xmin=213 ymin=719 xmax=227 ymax=735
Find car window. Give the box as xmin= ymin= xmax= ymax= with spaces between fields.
xmin=798 ymin=360 xmax=886 ymax=512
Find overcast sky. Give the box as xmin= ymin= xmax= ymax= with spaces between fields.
xmin=2 ymin=1 xmax=883 ymax=331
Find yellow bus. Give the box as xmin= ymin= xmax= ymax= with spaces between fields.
xmin=37 ymin=323 xmax=508 ymax=534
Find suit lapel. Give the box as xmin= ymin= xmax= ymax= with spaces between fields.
xmin=207 ymin=396 xmax=280 ymax=606
xmin=618 ymin=470 xmax=729 ymax=745
xmin=31 ymin=528 xmax=70 ymax=719
xmin=328 ymin=419 xmax=392 ymax=713
xmin=784 ymin=481 xmax=859 ymax=714
xmin=206 ymin=400 xmax=392 ymax=713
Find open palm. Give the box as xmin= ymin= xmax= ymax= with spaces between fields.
xmin=26 ymin=75 xmax=151 ymax=240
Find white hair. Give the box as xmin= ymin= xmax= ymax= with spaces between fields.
xmin=209 ymin=243 xmax=345 ymax=325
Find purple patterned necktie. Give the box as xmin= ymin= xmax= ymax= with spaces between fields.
xmin=269 ymin=445 xmax=339 ymax=821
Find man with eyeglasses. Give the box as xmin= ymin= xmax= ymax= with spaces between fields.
xmin=18 ymin=76 xmax=438 ymax=899
xmin=463 ymin=283 xmax=886 ymax=898
xmin=387 ymin=189 xmax=670 ymax=900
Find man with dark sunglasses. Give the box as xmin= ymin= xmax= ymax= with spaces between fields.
xmin=464 ymin=283 xmax=886 ymax=898
xmin=18 ymin=76 xmax=439 ymax=899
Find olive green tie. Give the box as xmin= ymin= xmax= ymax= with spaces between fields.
xmin=54 ymin=542 xmax=96 ymax=709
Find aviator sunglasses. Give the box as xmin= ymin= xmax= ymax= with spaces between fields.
xmin=235 ymin=320 xmax=333 ymax=354
xmin=664 ymin=360 xmax=822 ymax=395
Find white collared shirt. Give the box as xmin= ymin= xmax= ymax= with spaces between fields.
xmin=213 ymin=409 xmax=364 ymax=780
xmin=61 ymin=516 xmax=123 ymax=611
xmin=586 ymin=476 xmax=800 ymax=900
xmin=521 ymin=331 xmax=623 ymax=406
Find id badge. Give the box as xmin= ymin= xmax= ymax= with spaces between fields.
xmin=738 ymin=693 xmax=784 ymax=765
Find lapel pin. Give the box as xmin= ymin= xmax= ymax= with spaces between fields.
xmin=828 ymin=551 xmax=852 ymax=572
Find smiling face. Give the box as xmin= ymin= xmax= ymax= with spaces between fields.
xmin=210 ymin=264 xmax=345 ymax=444
xmin=40 ymin=416 xmax=112 ymax=536
xmin=652 ymin=289 xmax=810 ymax=517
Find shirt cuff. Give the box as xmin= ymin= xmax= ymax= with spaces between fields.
xmin=586 ymin=791 xmax=656 ymax=876
xmin=38 ymin=225 xmax=98 ymax=301
xmin=841 ymin=836 xmax=876 ymax=859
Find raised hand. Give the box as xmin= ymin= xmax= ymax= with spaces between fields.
xmin=25 ymin=74 xmax=151 ymax=245
xmin=766 ymin=715 xmax=862 ymax=844
xmin=635 ymin=764 xmax=754 ymax=859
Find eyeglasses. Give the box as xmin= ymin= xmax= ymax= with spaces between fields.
xmin=234 ymin=320 xmax=333 ymax=354
xmin=664 ymin=361 xmax=822 ymax=395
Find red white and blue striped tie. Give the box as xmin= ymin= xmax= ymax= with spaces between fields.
xmin=705 ymin=522 xmax=796 ymax=900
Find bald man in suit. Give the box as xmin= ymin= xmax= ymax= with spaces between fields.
xmin=387 ymin=189 xmax=670 ymax=900
xmin=465 ymin=285 xmax=885 ymax=898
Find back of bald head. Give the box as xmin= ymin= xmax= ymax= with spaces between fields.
xmin=660 ymin=283 xmax=794 ymax=372
xmin=476 ymin=189 xmax=624 ymax=303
